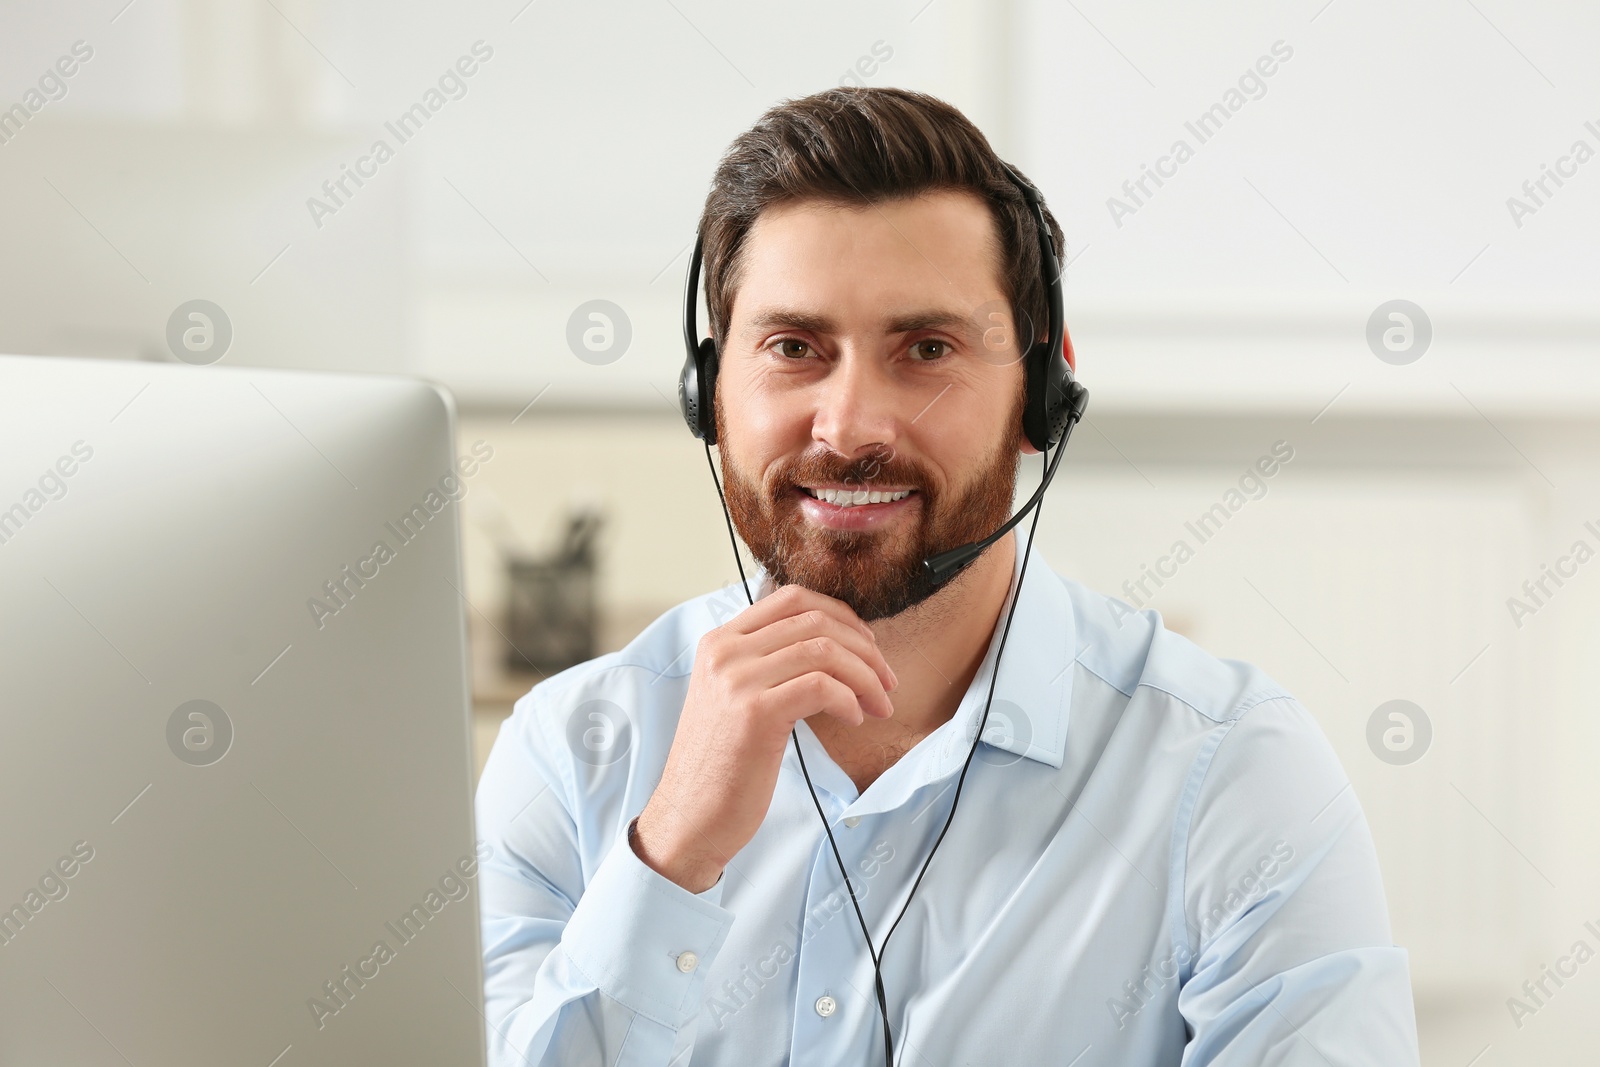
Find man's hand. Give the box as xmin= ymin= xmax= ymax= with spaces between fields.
xmin=632 ymin=585 xmax=898 ymax=893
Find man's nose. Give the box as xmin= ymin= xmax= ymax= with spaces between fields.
xmin=809 ymin=347 xmax=902 ymax=461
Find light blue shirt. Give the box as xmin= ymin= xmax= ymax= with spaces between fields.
xmin=475 ymin=530 xmax=1419 ymax=1065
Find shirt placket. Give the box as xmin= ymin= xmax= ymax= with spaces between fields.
xmin=782 ymin=716 xmax=954 ymax=1067
xmin=787 ymin=790 xmax=883 ymax=1067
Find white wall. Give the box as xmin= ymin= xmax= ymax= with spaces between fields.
xmin=6 ymin=0 xmax=1596 ymax=406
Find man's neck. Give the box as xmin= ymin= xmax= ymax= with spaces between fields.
xmin=802 ymin=533 xmax=1018 ymax=789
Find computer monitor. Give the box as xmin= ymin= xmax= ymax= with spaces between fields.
xmin=0 ymin=354 xmax=486 ymax=1066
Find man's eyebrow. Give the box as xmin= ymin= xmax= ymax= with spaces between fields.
xmin=745 ymin=309 xmax=837 ymax=336
xmin=883 ymin=309 xmax=974 ymax=335
xmin=742 ymin=307 xmax=977 ymax=337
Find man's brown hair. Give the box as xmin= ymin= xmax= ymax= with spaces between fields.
xmin=697 ymin=86 xmax=1066 ymax=355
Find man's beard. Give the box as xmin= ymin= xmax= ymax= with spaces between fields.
xmin=717 ymin=393 xmax=1025 ymax=622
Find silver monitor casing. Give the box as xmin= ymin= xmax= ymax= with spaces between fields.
xmin=0 ymin=354 xmax=486 ymax=1066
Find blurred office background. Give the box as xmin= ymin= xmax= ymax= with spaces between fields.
xmin=4 ymin=0 xmax=1599 ymax=1060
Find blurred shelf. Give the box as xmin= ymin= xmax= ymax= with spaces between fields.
xmin=468 ymin=601 xmax=669 ymax=707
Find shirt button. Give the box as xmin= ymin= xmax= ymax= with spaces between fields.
xmin=676 ymin=951 xmax=699 ymax=973
xmin=843 ymin=816 xmax=860 ymax=828
xmin=815 ymin=994 xmax=837 ymax=1017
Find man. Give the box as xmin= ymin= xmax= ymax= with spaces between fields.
xmin=476 ymin=87 xmax=1419 ymax=1065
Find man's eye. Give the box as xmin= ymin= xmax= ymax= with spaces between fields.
xmin=911 ymin=339 xmax=951 ymax=361
xmin=774 ymin=338 xmax=813 ymax=359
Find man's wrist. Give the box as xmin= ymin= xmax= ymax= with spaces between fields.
xmin=630 ymin=809 xmax=724 ymax=894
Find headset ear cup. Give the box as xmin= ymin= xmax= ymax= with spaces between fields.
xmin=1044 ymin=355 xmax=1074 ymax=449
xmin=1021 ymin=340 xmax=1050 ymax=452
xmin=1022 ymin=340 xmax=1077 ymax=452
xmin=697 ymin=338 xmax=720 ymax=445
xmin=677 ymin=348 xmax=703 ymax=440
xmin=677 ymin=337 xmax=722 ymax=443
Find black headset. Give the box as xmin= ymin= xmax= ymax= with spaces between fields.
xmin=679 ymin=162 xmax=1086 ymax=456
xmin=676 ymin=162 xmax=1087 ymax=1067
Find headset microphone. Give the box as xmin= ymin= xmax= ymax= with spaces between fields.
xmin=920 ymin=424 xmax=1077 ymax=586
xmin=680 ymin=160 xmax=1085 ymax=1067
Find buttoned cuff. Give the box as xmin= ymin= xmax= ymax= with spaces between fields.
xmin=559 ymin=816 xmax=736 ymax=1028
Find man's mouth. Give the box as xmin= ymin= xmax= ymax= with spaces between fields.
xmin=798 ymin=485 xmax=916 ymax=508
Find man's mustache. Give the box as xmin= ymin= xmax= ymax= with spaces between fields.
xmin=771 ymin=448 xmax=930 ymax=495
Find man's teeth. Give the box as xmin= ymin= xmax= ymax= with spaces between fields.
xmin=809 ymin=487 xmax=912 ymax=507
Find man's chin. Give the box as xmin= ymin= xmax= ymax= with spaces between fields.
xmin=774 ymin=544 xmax=936 ymax=622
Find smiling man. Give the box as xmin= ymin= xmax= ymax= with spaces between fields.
xmin=475 ymin=88 xmax=1419 ymax=1066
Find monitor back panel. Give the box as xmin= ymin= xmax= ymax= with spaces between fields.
xmin=0 ymin=355 xmax=485 ymax=1066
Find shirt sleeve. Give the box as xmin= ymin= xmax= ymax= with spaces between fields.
xmin=474 ymin=691 xmax=738 ymax=1066
xmin=1174 ymin=695 xmax=1420 ymax=1065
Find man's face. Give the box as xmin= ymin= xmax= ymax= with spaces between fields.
xmin=715 ymin=189 xmax=1032 ymax=621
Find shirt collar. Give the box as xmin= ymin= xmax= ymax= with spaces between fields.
xmin=749 ymin=528 xmax=1077 ymax=811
